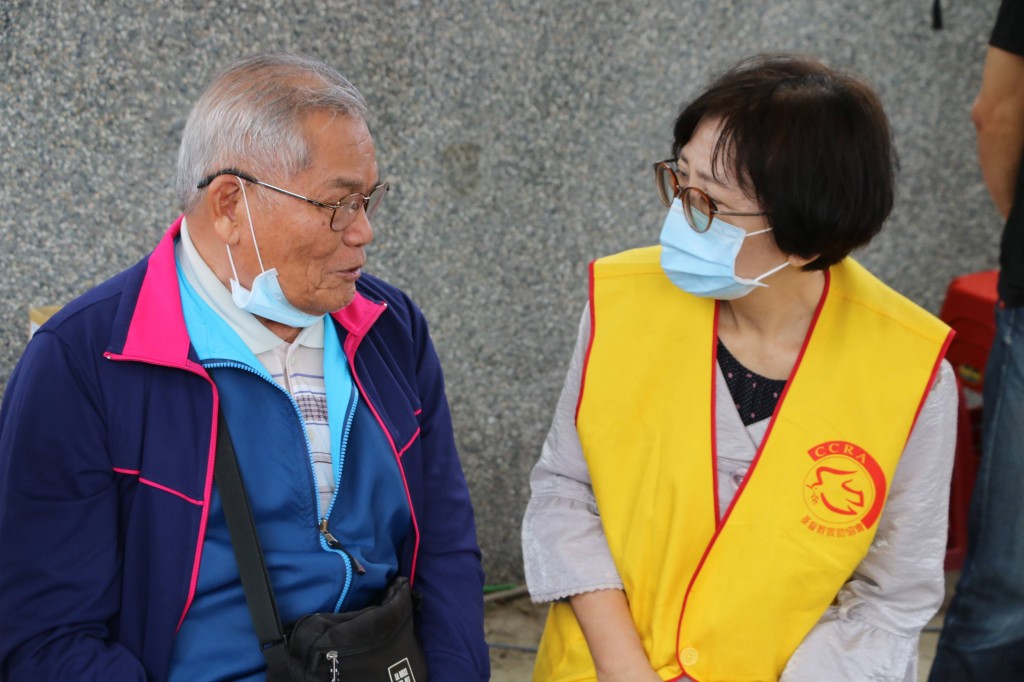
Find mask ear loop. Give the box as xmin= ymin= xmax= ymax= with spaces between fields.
xmin=752 ymin=260 xmax=790 ymax=284
xmin=225 ymin=178 xmax=267 ymax=284
xmin=737 ymin=227 xmax=790 ymax=286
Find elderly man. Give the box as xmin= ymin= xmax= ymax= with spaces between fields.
xmin=0 ymin=52 xmax=489 ymax=681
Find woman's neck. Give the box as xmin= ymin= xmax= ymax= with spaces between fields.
xmin=716 ymin=268 xmax=826 ymax=380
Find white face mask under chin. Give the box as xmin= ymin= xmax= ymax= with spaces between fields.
xmin=225 ymin=179 xmax=322 ymax=328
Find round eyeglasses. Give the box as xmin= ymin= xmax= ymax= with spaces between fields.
xmin=652 ymin=159 xmax=767 ymax=233
xmin=197 ymin=168 xmax=389 ymax=232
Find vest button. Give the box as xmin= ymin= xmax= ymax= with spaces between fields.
xmin=681 ymin=647 xmax=699 ymax=666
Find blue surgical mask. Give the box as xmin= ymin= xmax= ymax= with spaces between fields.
xmin=659 ymin=199 xmax=788 ymax=300
xmin=226 ymin=180 xmax=322 ymax=328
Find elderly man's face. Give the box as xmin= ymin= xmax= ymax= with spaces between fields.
xmin=235 ymin=110 xmax=379 ymax=316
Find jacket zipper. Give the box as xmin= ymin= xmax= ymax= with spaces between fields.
xmin=319 ymin=518 xmax=366 ymax=575
xmin=204 ymin=359 xmax=360 ymax=609
xmin=320 ymin=381 xmax=365 ymax=611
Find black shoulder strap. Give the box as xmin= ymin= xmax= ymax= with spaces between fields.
xmin=214 ymin=411 xmax=290 ymax=673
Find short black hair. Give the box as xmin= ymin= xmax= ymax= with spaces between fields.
xmin=672 ymin=54 xmax=897 ymax=270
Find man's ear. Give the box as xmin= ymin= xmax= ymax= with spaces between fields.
xmin=206 ymin=175 xmax=246 ymax=247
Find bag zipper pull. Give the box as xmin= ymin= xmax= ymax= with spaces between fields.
xmin=319 ymin=518 xmax=367 ymax=575
xmin=326 ymin=650 xmax=340 ymax=682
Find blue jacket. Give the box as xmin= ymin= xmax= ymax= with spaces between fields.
xmin=0 ymin=219 xmax=490 ymax=681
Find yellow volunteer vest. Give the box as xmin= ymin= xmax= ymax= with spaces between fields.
xmin=534 ymin=246 xmax=951 ymax=682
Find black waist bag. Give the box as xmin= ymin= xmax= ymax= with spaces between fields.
xmin=278 ymin=576 xmax=428 ymax=682
xmin=213 ymin=412 xmax=428 ymax=682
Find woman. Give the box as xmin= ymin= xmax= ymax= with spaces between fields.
xmin=522 ymin=54 xmax=957 ymax=682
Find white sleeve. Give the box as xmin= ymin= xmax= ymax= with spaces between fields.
xmin=521 ymin=304 xmax=624 ymax=602
xmin=781 ymin=360 xmax=958 ymax=682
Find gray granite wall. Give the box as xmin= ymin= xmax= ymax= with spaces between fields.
xmin=0 ymin=0 xmax=1001 ymax=583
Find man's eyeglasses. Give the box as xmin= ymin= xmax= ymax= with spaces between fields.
xmin=197 ymin=168 xmax=389 ymax=232
xmin=652 ymin=159 xmax=767 ymax=233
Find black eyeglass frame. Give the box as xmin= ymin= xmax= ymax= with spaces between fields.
xmin=196 ymin=168 xmax=389 ymax=232
xmin=652 ymin=159 xmax=768 ymax=233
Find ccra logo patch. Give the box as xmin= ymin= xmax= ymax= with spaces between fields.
xmin=801 ymin=440 xmax=888 ymax=537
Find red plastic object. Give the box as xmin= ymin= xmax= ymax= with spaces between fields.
xmin=939 ymin=270 xmax=998 ymax=391
xmin=944 ymin=377 xmax=983 ymax=571
xmin=937 ymin=270 xmax=997 ymax=570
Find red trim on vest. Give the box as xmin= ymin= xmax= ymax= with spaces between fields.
xmin=907 ymin=329 xmax=956 ymax=442
xmin=710 ymin=304 xmax=722 ymax=529
xmin=577 ymin=260 xmax=599 ymax=425
xmin=675 ymin=270 xmax=833 ymax=679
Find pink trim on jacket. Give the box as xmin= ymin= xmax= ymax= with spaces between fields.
xmin=396 ymin=429 xmax=422 ymax=458
xmin=121 ymin=216 xmax=192 ymax=366
xmin=103 ymin=217 xmax=218 ymax=632
xmin=108 ymin=217 xmax=411 ymax=628
xmin=112 ymin=468 xmax=204 ymax=507
xmin=335 ymin=304 xmax=423 ymax=585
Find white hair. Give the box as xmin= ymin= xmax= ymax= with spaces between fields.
xmin=175 ymin=52 xmax=369 ymax=213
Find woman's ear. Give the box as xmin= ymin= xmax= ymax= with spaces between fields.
xmin=206 ymin=175 xmax=246 ymax=247
xmin=787 ymin=252 xmax=819 ymax=270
